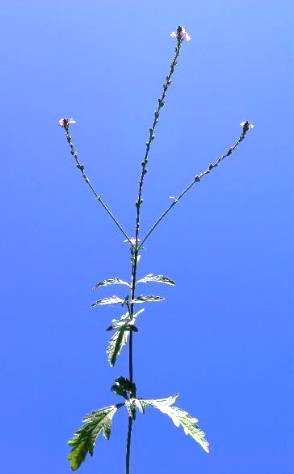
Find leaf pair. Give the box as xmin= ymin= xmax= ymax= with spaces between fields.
xmin=67 ymin=394 xmax=209 ymax=471
xmin=92 ymin=273 xmax=175 ymax=308
xmin=91 ymin=294 xmax=165 ymax=307
xmin=95 ymin=274 xmax=175 ymax=288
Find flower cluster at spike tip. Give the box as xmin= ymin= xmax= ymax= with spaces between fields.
xmin=170 ymin=26 xmax=191 ymax=42
xmin=58 ymin=118 xmax=76 ymax=127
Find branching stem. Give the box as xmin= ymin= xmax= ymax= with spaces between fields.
xmin=140 ymin=122 xmax=253 ymax=248
xmin=125 ymin=33 xmax=183 ymax=474
xmin=62 ymin=125 xmax=132 ymax=245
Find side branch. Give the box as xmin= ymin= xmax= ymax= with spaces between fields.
xmin=60 ymin=120 xmax=132 ymax=245
xmin=140 ymin=121 xmax=253 ymax=248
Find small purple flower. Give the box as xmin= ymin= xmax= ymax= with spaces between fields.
xmin=170 ymin=26 xmax=191 ymax=42
xmin=58 ymin=118 xmax=76 ymax=127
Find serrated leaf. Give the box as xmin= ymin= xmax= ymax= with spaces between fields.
xmin=139 ymin=395 xmax=209 ymax=453
xmin=95 ymin=278 xmax=130 ymax=289
xmin=67 ymin=405 xmax=121 ymax=471
xmin=106 ymin=309 xmax=144 ymax=367
xmin=137 ymin=274 xmax=176 ymax=286
xmin=132 ymin=295 xmax=164 ymax=303
xmin=91 ymin=296 xmax=125 ymax=308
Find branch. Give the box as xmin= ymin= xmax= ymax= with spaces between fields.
xmin=59 ymin=119 xmax=132 ymax=245
xmin=140 ymin=121 xmax=254 ymax=248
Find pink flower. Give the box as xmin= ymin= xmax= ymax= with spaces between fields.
xmin=170 ymin=26 xmax=191 ymax=42
xmin=58 ymin=118 xmax=76 ymax=127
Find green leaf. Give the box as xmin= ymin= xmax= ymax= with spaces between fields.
xmin=95 ymin=278 xmax=130 ymax=289
xmin=139 ymin=395 xmax=209 ymax=453
xmin=107 ymin=309 xmax=144 ymax=331
xmin=106 ymin=312 xmax=130 ymax=330
xmin=132 ymin=295 xmax=164 ymax=304
xmin=137 ymin=273 xmax=176 ymax=286
xmin=107 ymin=327 xmax=129 ymax=367
xmin=111 ymin=377 xmax=136 ymax=399
xmin=106 ymin=310 xmax=144 ymax=366
xmin=91 ymin=296 xmax=125 ymax=308
xmin=67 ymin=405 xmax=121 ymax=471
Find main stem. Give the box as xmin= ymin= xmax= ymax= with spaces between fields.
xmin=125 ymin=35 xmax=183 ymax=474
xmin=125 ymin=417 xmax=133 ymax=474
xmin=125 ymin=246 xmax=138 ymax=474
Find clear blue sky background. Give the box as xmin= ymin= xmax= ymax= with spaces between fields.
xmin=1 ymin=1 xmax=293 ymax=473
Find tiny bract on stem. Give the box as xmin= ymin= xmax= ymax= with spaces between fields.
xmin=59 ymin=25 xmax=253 ymax=474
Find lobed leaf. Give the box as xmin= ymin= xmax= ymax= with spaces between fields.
xmin=137 ymin=273 xmax=176 ymax=286
xmin=67 ymin=405 xmax=121 ymax=471
xmin=91 ymin=296 xmax=125 ymax=307
xmin=139 ymin=395 xmax=209 ymax=453
xmin=95 ymin=278 xmax=130 ymax=289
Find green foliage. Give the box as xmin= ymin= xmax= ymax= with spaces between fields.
xmin=106 ymin=310 xmax=144 ymax=367
xmin=106 ymin=311 xmax=130 ymax=331
xmin=132 ymin=295 xmax=164 ymax=303
xmin=67 ymin=405 xmax=121 ymax=471
xmin=111 ymin=376 xmax=136 ymax=399
xmin=95 ymin=278 xmax=130 ymax=289
xmin=107 ymin=328 xmax=129 ymax=367
xmin=137 ymin=273 xmax=176 ymax=286
xmin=139 ymin=394 xmax=209 ymax=453
xmin=91 ymin=296 xmax=125 ymax=307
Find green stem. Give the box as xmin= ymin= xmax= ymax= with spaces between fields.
xmin=129 ymin=330 xmax=133 ymax=382
xmin=125 ymin=35 xmax=183 ymax=474
xmin=62 ymin=125 xmax=132 ymax=245
xmin=140 ymin=122 xmax=253 ymax=248
xmin=126 ymin=417 xmax=133 ymax=474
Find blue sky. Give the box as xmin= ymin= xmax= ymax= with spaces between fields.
xmin=1 ymin=1 xmax=293 ymax=473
